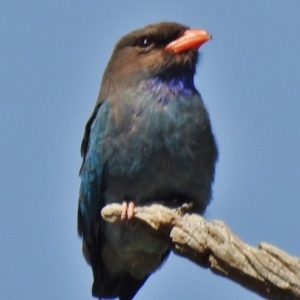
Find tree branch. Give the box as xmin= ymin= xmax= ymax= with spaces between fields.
xmin=101 ymin=203 xmax=300 ymax=300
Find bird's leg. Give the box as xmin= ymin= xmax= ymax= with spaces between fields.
xmin=127 ymin=201 xmax=135 ymax=219
xmin=121 ymin=200 xmax=136 ymax=230
xmin=121 ymin=201 xmax=128 ymax=221
xmin=175 ymin=202 xmax=194 ymax=215
xmin=171 ymin=198 xmax=194 ymax=215
xmin=121 ymin=200 xmax=136 ymax=221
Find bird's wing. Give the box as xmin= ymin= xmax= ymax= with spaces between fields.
xmin=77 ymin=99 xmax=152 ymax=300
xmin=77 ymin=100 xmax=110 ymax=264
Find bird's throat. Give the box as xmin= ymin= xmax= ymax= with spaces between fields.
xmin=146 ymin=75 xmax=195 ymax=100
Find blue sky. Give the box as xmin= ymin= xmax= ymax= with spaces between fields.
xmin=1 ymin=1 xmax=300 ymax=299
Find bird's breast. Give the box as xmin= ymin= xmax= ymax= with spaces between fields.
xmin=98 ymin=84 xmax=216 ymax=279
xmin=101 ymin=86 xmax=211 ymax=205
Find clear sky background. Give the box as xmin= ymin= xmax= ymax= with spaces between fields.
xmin=1 ymin=1 xmax=300 ymax=299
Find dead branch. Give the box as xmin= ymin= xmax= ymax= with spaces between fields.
xmin=101 ymin=203 xmax=300 ymax=300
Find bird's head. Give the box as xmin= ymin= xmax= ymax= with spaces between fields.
xmin=99 ymin=22 xmax=211 ymax=100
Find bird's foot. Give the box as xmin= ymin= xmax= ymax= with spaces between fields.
xmin=121 ymin=201 xmax=136 ymax=230
xmin=174 ymin=201 xmax=194 ymax=216
xmin=121 ymin=200 xmax=135 ymax=221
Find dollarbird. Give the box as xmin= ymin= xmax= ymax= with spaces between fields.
xmin=78 ymin=22 xmax=218 ymax=300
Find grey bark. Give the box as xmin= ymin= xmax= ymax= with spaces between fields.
xmin=101 ymin=203 xmax=300 ymax=300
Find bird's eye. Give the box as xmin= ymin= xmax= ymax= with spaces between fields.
xmin=136 ymin=37 xmax=153 ymax=48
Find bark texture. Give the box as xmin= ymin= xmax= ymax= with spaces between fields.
xmin=101 ymin=203 xmax=300 ymax=300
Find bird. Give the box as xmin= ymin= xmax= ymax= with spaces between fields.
xmin=78 ymin=22 xmax=218 ymax=300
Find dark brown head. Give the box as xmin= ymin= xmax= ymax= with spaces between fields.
xmin=99 ymin=22 xmax=211 ymax=101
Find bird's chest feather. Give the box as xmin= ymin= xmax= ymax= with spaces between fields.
xmin=100 ymin=85 xmax=211 ymax=278
xmin=101 ymin=81 xmax=209 ymax=203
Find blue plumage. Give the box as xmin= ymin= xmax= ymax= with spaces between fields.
xmin=78 ymin=22 xmax=218 ymax=300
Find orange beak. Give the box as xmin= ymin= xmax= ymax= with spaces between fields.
xmin=165 ymin=29 xmax=211 ymax=54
